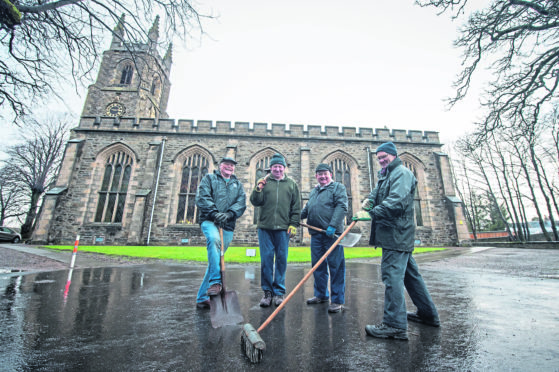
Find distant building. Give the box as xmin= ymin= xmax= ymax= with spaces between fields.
xmin=32 ymin=19 xmax=470 ymax=247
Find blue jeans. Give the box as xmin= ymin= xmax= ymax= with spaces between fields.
xmin=196 ymin=220 xmax=234 ymax=303
xmin=258 ymin=228 xmax=289 ymax=296
xmin=381 ymin=249 xmax=439 ymax=329
xmin=310 ymin=234 xmax=345 ymax=304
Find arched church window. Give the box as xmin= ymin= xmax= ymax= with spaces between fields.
xmin=176 ymin=154 xmax=209 ymax=224
xmin=120 ymin=65 xmax=133 ymax=85
xmin=329 ymin=158 xmax=353 ymax=224
xmin=403 ymin=160 xmax=423 ymax=226
xmin=95 ymin=151 xmax=132 ymax=223
xmin=253 ymin=155 xmax=272 ymax=224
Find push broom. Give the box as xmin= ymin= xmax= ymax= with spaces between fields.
xmin=240 ymin=211 xmax=372 ymax=363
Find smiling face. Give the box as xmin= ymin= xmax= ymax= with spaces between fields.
xmin=315 ymin=170 xmax=332 ymax=187
xmin=270 ymin=164 xmax=285 ymax=180
xmin=376 ymin=151 xmax=396 ymax=169
xmin=219 ymin=161 xmax=236 ymax=179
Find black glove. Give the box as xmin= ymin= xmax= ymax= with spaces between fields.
xmin=215 ymin=212 xmax=233 ymax=225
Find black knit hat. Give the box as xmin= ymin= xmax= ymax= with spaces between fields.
xmin=269 ymin=153 xmax=286 ymax=167
xmin=315 ymin=163 xmax=332 ymax=173
xmin=375 ymin=142 xmax=397 ymax=156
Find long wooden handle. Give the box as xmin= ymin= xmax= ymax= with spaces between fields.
xmin=219 ymin=227 xmax=226 ymax=292
xmin=300 ymin=222 xmax=325 ymax=234
xmin=256 ymin=220 xmax=357 ymax=333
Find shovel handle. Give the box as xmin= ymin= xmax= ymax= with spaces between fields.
xmin=219 ymin=227 xmax=226 ymax=292
xmin=257 ymin=220 xmax=357 ymax=333
xmin=300 ymin=222 xmax=340 ymax=238
xmin=300 ymin=222 xmax=324 ymax=233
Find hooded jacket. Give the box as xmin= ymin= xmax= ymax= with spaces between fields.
xmin=196 ymin=170 xmax=246 ymax=231
xmin=368 ymin=157 xmax=417 ymax=251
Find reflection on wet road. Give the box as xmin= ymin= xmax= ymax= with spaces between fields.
xmin=1 ymin=248 xmax=558 ymax=371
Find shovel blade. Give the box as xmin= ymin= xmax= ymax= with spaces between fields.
xmin=210 ymin=290 xmax=243 ymax=328
xmin=340 ymin=232 xmax=361 ymax=247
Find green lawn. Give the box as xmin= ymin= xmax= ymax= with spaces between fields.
xmin=45 ymin=245 xmax=445 ymax=263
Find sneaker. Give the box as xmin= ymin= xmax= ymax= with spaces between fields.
xmin=196 ymin=299 xmax=210 ymax=309
xmin=306 ymin=296 xmax=328 ymax=305
xmin=328 ymin=303 xmax=343 ymax=313
xmin=207 ymin=283 xmax=222 ymax=296
xmin=365 ymin=323 xmax=408 ymax=340
xmin=259 ymin=291 xmax=272 ymax=307
xmin=274 ymin=295 xmax=284 ymax=306
xmin=407 ymin=312 xmax=440 ymax=327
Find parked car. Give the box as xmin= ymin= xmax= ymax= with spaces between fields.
xmin=0 ymin=226 xmax=21 ymax=243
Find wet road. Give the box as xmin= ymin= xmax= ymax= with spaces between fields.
xmin=1 ymin=246 xmax=558 ymax=371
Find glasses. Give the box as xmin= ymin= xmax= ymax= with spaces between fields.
xmin=377 ymin=154 xmax=389 ymax=161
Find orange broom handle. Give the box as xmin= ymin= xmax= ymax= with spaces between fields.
xmin=257 ymin=220 xmax=357 ymax=332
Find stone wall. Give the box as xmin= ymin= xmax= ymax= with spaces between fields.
xmin=32 ymin=117 xmax=468 ymax=247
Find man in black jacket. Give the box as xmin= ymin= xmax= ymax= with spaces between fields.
xmin=301 ymin=163 xmax=348 ymax=313
xmin=363 ymin=142 xmax=439 ymax=340
xmin=195 ymin=156 xmax=246 ymax=309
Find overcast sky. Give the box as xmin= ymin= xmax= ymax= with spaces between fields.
xmin=1 ymin=0 xmax=486 ymax=152
xmin=166 ymin=0 xmax=485 ymax=145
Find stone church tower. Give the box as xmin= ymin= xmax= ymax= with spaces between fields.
xmin=33 ymin=19 xmax=470 ymax=247
xmin=81 ymin=15 xmax=172 ymax=120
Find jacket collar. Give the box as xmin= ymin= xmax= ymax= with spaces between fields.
xmin=378 ymin=157 xmax=402 ymax=178
xmin=214 ymin=169 xmax=237 ymax=181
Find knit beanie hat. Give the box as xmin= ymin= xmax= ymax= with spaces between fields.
xmin=375 ymin=141 xmax=398 ymax=156
xmin=269 ymin=153 xmax=287 ymax=167
xmin=315 ymin=163 xmax=332 ymax=173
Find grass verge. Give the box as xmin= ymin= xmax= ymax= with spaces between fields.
xmin=45 ymin=245 xmax=445 ymax=263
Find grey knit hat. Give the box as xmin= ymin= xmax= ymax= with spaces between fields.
xmin=375 ymin=142 xmax=397 ymax=156
xmin=269 ymin=153 xmax=286 ymax=167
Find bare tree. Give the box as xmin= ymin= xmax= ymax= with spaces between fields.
xmin=417 ymin=0 xmax=559 ymax=142
xmin=0 ymin=166 xmax=26 ymax=225
xmin=3 ymin=115 xmax=71 ymax=239
xmin=0 ymin=0 xmax=207 ymax=124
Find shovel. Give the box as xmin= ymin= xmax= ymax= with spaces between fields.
xmin=300 ymin=222 xmax=362 ymax=247
xmin=210 ymin=227 xmax=243 ymax=328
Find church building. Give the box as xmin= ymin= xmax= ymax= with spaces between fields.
xmin=32 ymin=19 xmax=470 ymax=247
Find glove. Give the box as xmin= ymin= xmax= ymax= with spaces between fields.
xmin=325 ymin=226 xmax=336 ymax=237
xmin=257 ymin=177 xmax=268 ymax=190
xmin=361 ymin=198 xmax=372 ymax=211
xmin=214 ymin=212 xmax=229 ymax=224
xmin=287 ymin=225 xmax=297 ymax=237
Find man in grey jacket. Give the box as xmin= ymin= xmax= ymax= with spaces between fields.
xmin=195 ymin=156 xmax=246 ymax=309
xmin=300 ymin=163 xmax=348 ymax=313
xmin=363 ymin=142 xmax=439 ymax=340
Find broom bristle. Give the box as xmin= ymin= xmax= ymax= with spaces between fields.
xmin=240 ymin=323 xmax=265 ymax=363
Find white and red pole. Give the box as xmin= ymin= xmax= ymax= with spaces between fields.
xmin=69 ymin=235 xmax=80 ymax=269
xmin=64 ymin=235 xmax=80 ymax=301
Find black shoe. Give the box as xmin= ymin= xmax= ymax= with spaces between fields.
xmin=306 ymin=296 xmax=328 ymax=305
xmin=328 ymin=303 xmax=343 ymax=313
xmin=407 ymin=312 xmax=440 ymax=327
xmin=274 ymin=295 xmax=284 ymax=306
xmin=365 ymin=323 xmax=408 ymax=340
xmin=260 ymin=291 xmax=272 ymax=307
xmin=196 ymin=299 xmax=210 ymax=309
xmin=207 ymin=283 xmax=222 ymax=296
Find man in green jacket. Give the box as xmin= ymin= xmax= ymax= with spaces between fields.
xmin=250 ymin=153 xmax=301 ymax=307
xmin=363 ymin=142 xmax=439 ymax=340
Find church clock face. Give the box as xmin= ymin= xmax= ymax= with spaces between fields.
xmin=105 ymin=102 xmax=126 ymax=117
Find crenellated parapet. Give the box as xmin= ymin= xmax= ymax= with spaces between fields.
xmin=78 ymin=116 xmax=440 ymax=143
